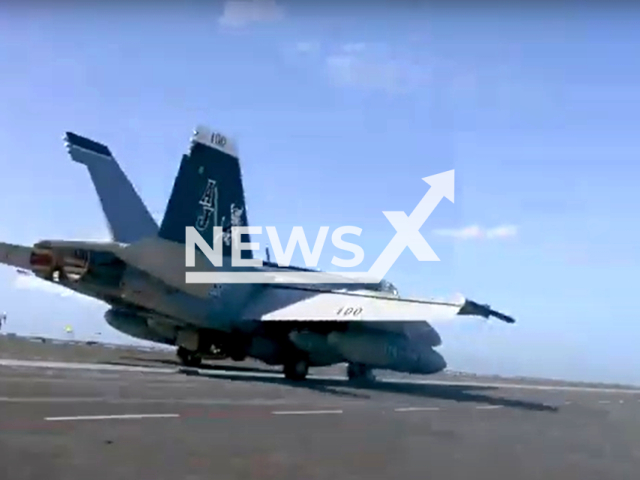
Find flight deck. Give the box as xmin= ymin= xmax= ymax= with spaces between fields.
xmin=1 ymin=334 xmax=639 ymax=480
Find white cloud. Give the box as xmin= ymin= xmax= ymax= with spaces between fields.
xmin=324 ymin=42 xmax=428 ymax=93
xmin=219 ymin=0 xmax=285 ymax=28
xmin=486 ymin=225 xmax=518 ymax=239
xmin=432 ymin=225 xmax=518 ymax=240
xmin=341 ymin=43 xmax=367 ymax=54
xmin=289 ymin=40 xmax=428 ymax=93
xmin=295 ymin=41 xmax=320 ymax=54
xmin=433 ymin=225 xmax=484 ymax=240
xmin=13 ymin=274 xmax=99 ymax=303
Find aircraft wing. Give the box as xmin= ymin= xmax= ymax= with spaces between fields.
xmin=241 ymin=285 xmax=515 ymax=325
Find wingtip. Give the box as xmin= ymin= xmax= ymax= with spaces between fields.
xmin=457 ymin=299 xmax=516 ymax=324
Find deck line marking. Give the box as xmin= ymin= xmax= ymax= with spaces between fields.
xmin=394 ymin=407 xmax=440 ymax=412
xmin=476 ymin=405 xmax=503 ymax=410
xmin=272 ymin=410 xmax=343 ymax=415
xmin=44 ymin=413 xmax=180 ymax=421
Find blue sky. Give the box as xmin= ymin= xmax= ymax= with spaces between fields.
xmin=0 ymin=3 xmax=638 ymax=384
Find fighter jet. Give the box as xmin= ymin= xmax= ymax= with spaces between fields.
xmin=0 ymin=126 xmax=515 ymax=381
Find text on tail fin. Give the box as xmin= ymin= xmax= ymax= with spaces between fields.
xmin=158 ymin=126 xmax=251 ymax=261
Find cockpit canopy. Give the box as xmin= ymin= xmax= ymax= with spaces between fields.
xmin=369 ymin=279 xmax=399 ymax=296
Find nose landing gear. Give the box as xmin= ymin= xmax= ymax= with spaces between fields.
xmin=283 ymin=357 xmax=309 ymax=381
xmin=176 ymin=346 xmax=202 ymax=368
xmin=347 ymin=363 xmax=375 ymax=383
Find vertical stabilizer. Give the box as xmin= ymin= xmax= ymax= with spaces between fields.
xmin=65 ymin=132 xmax=158 ymax=243
xmin=157 ymin=126 xmax=251 ymax=262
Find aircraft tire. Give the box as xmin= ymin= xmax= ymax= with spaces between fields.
xmin=229 ymin=350 xmax=247 ymax=362
xmin=347 ymin=363 xmax=375 ymax=382
xmin=283 ymin=358 xmax=309 ymax=381
xmin=177 ymin=346 xmax=202 ymax=368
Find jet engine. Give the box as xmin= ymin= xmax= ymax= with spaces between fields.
xmin=30 ymin=242 xmax=125 ymax=287
xmin=326 ymin=331 xmax=447 ymax=374
xmin=288 ymin=331 xmax=344 ymax=366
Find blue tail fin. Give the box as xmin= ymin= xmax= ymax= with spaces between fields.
xmin=158 ymin=126 xmax=252 ymax=261
xmin=65 ymin=132 xmax=159 ymax=243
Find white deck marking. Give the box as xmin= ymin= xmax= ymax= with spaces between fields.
xmin=0 ymin=359 xmax=175 ymax=373
xmin=475 ymin=405 xmax=503 ymax=410
xmin=272 ymin=410 xmax=343 ymax=415
xmin=394 ymin=406 xmax=440 ymax=412
xmin=45 ymin=413 xmax=180 ymax=422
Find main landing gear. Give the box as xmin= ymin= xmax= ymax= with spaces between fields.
xmin=347 ymin=363 xmax=375 ymax=383
xmin=176 ymin=346 xmax=202 ymax=368
xmin=283 ymin=356 xmax=309 ymax=381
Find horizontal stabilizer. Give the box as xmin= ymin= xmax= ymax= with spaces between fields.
xmin=0 ymin=242 xmax=32 ymax=270
xmin=64 ymin=132 xmax=158 ymax=244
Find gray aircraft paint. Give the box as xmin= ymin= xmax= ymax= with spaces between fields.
xmin=0 ymin=126 xmax=515 ymax=378
xmin=65 ymin=132 xmax=158 ymax=243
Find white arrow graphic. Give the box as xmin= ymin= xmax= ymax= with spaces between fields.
xmin=367 ymin=169 xmax=455 ymax=281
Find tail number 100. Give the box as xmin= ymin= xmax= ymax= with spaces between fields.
xmin=210 ymin=132 xmax=227 ymax=147
xmin=336 ymin=306 xmax=363 ymax=317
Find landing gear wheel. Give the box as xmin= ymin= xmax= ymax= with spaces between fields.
xmin=347 ymin=363 xmax=375 ymax=383
xmin=221 ymin=334 xmax=248 ymax=362
xmin=228 ymin=347 xmax=247 ymax=362
xmin=177 ymin=346 xmax=202 ymax=368
xmin=284 ymin=357 xmax=309 ymax=381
